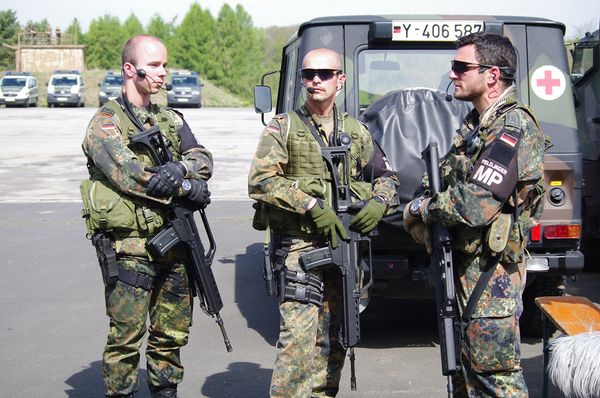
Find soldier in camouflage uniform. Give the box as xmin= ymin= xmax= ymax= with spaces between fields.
xmin=81 ymin=35 xmax=212 ymax=398
xmin=248 ymin=48 xmax=398 ymax=397
xmin=405 ymin=32 xmax=546 ymax=397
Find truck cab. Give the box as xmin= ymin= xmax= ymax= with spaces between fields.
xmin=572 ymin=26 xmax=600 ymax=262
xmin=255 ymin=15 xmax=584 ymax=335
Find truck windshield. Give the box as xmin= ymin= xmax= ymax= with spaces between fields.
xmin=358 ymin=49 xmax=455 ymax=108
xmin=571 ymin=41 xmax=598 ymax=83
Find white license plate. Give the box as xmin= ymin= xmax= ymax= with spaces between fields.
xmin=57 ymin=97 xmax=68 ymax=101
xmin=5 ymin=98 xmax=15 ymax=102
xmin=392 ymin=20 xmax=484 ymax=41
xmin=178 ymin=98 xmax=189 ymax=102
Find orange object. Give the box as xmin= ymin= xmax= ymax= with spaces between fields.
xmin=535 ymin=296 xmax=600 ymax=335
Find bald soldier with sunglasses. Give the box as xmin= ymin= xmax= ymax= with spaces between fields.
xmin=249 ymin=48 xmax=398 ymax=397
xmin=404 ymin=32 xmax=547 ymax=397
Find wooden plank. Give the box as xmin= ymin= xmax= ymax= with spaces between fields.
xmin=535 ymin=296 xmax=600 ymax=336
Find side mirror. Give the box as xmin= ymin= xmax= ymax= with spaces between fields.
xmin=254 ymin=85 xmax=272 ymax=114
xmin=98 ymin=82 xmax=101 ymax=87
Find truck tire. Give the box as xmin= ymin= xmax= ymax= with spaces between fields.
xmin=520 ymin=275 xmax=564 ymax=337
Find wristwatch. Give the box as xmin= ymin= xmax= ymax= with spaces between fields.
xmin=181 ymin=179 xmax=192 ymax=194
xmin=373 ymin=195 xmax=387 ymax=205
xmin=409 ymin=198 xmax=423 ymax=217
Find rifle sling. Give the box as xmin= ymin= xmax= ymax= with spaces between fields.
xmin=461 ymin=254 xmax=501 ymax=324
xmin=295 ymin=110 xmax=327 ymax=148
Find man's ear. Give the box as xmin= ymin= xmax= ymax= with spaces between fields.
xmin=489 ymin=66 xmax=501 ymax=84
xmin=122 ymin=62 xmax=135 ymax=78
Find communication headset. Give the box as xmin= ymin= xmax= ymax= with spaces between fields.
xmin=132 ymin=66 xmax=172 ymax=90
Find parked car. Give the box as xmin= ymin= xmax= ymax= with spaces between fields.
xmin=98 ymin=71 xmax=123 ymax=106
xmin=167 ymin=71 xmax=202 ymax=108
xmin=0 ymin=71 xmax=39 ymax=107
xmin=47 ymin=70 xmax=85 ymax=107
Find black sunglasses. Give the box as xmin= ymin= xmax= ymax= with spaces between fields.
xmin=300 ymin=69 xmax=341 ymax=81
xmin=451 ymin=60 xmax=493 ymax=75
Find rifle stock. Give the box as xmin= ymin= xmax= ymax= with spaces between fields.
xmin=421 ymin=142 xmax=461 ymax=396
xmin=131 ymin=127 xmax=232 ymax=352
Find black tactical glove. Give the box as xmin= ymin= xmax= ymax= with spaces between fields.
xmin=146 ymin=161 xmax=186 ymax=197
xmin=184 ymin=179 xmax=211 ymax=209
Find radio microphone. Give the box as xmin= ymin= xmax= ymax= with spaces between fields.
xmin=306 ymin=86 xmax=315 ymax=94
xmin=135 ymin=68 xmax=172 ymax=90
xmin=445 ymin=80 xmax=454 ymax=102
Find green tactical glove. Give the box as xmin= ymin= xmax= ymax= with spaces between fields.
xmin=310 ymin=200 xmax=347 ymax=248
xmin=350 ymin=198 xmax=387 ymax=234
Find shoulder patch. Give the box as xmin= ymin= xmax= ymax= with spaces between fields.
xmin=504 ymin=110 xmax=522 ymax=130
xmin=99 ymin=106 xmax=115 ymax=117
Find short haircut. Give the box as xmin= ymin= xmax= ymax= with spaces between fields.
xmin=456 ymin=32 xmax=517 ymax=83
xmin=121 ymin=35 xmax=164 ymax=66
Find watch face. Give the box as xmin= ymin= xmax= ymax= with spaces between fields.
xmin=182 ymin=179 xmax=191 ymax=191
xmin=410 ymin=199 xmax=421 ymax=215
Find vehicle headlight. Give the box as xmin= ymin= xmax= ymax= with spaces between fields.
xmin=71 ymin=86 xmax=79 ymax=95
xmin=192 ymin=90 xmax=200 ymax=95
xmin=99 ymin=91 xmax=107 ymax=97
xmin=48 ymin=85 xmax=55 ymax=94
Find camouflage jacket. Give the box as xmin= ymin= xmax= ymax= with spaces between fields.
xmin=82 ymin=98 xmax=213 ymax=204
xmin=421 ymin=85 xmax=545 ymax=258
xmin=248 ymin=104 xmax=398 ymax=216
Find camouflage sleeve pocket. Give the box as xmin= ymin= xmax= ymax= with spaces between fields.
xmin=466 ymin=298 xmax=519 ymax=372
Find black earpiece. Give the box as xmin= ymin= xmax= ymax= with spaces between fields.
xmin=136 ymin=68 xmax=146 ymax=78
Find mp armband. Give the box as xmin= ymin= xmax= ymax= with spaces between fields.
xmin=468 ymin=131 xmax=520 ymax=202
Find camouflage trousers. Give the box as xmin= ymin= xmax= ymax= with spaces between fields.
xmin=452 ymin=254 xmax=528 ymax=398
xmin=103 ymin=250 xmax=192 ymax=397
xmin=270 ymin=238 xmax=346 ymax=398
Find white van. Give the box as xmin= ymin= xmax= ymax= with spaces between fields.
xmin=47 ymin=70 xmax=85 ymax=107
xmin=0 ymin=72 xmax=39 ymax=107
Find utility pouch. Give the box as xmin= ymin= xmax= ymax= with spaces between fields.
xmin=300 ymin=246 xmax=333 ymax=271
xmin=91 ymin=233 xmax=118 ymax=287
xmin=252 ymin=201 xmax=268 ymax=231
xmin=486 ymin=213 xmax=513 ymax=254
xmin=80 ymin=179 xmax=137 ymax=233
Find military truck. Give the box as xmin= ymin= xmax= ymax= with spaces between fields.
xmin=254 ymin=15 xmax=584 ymax=336
xmin=571 ymin=26 xmax=600 ymax=263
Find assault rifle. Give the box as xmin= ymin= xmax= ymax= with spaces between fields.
xmin=131 ymin=125 xmax=232 ymax=352
xmin=299 ymin=132 xmax=373 ymax=390
xmin=422 ymin=143 xmax=461 ymax=397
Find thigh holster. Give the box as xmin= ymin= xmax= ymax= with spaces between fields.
xmin=280 ymin=268 xmax=324 ymax=307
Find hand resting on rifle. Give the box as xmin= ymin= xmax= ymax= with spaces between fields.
xmin=309 ymin=199 xmax=347 ymax=248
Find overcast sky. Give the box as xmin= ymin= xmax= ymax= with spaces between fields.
xmin=3 ymin=0 xmax=599 ymax=39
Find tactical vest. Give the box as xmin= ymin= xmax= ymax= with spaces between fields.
xmin=442 ymin=104 xmax=547 ymax=263
xmin=80 ymin=100 xmax=182 ymax=240
xmin=262 ymin=110 xmax=373 ymax=236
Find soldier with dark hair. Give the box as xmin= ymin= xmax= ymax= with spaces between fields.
xmin=249 ymin=48 xmax=398 ymax=397
xmin=81 ymin=35 xmax=212 ymax=398
xmin=404 ymin=32 xmax=547 ymax=397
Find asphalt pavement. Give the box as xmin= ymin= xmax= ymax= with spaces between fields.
xmin=1 ymin=107 xmax=598 ymax=397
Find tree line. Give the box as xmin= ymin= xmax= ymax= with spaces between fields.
xmin=0 ymin=5 xmax=296 ymax=101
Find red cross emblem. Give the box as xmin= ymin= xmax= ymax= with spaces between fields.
xmin=531 ymin=65 xmax=565 ymax=101
xmin=536 ymin=70 xmax=561 ymax=95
